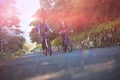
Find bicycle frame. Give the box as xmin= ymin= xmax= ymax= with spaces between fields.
xmin=44 ymin=32 xmax=52 ymax=56
xmin=63 ymin=34 xmax=72 ymax=53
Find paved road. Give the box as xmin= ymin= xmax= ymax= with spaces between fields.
xmin=0 ymin=47 xmax=120 ymax=80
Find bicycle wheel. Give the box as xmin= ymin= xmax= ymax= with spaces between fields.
xmin=45 ymin=39 xmax=52 ymax=56
xmin=67 ymin=41 xmax=72 ymax=52
xmin=63 ymin=43 xmax=72 ymax=53
xmin=62 ymin=44 xmax=67 ymax=53
xmin=62 ymin=38 xmax=68 ymax=53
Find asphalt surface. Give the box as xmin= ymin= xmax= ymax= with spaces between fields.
xmin=0 ymin=47 xmax=120 ymax=80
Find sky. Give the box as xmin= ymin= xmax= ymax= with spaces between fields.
xmin=15 ymin=0 xmax=40 ymax=42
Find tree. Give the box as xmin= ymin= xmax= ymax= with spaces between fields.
xmin=4 ymin=36 xmax=25 ymax=53
xmin=37 ymin=0 xmax=120 ymax=30
xmin=0 ymin=0 xmax=20 ymax=27
xmin=0 ymin=0 xmax=25 ymax=53
xmin=30 ymin=0 xmax=120 ymax=47
xmin=29 ymin=26 xmax=39 ymax=43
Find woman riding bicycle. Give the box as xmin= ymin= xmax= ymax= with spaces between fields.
xmin=59 ymin=20 xmax=73 ymax=52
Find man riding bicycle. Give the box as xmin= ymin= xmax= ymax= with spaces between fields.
xmin=37 ymin=18 xmax=53 ymax=55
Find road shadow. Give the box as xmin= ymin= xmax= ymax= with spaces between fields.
xmin=0 ymin=47 xmax=120 ymax=80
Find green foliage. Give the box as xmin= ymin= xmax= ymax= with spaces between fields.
xmin=22 ymin=42 xmax=37 ymax=53
xmin=89 ymin=21 xmax=115 ymax=35
xmin=51 ymin=36 xmax=62 ymax=47
xmin=77 ymin=19 xmax=119 ymax=39
xmin=33 ymin=44 xmax=42 ymax=52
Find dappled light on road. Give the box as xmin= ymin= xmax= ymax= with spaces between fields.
xmin=84 ymin=60 xmax=116 ymax=72
xmin=29 ymin=70 xmax=65 ymax=80
xmin=28 ymin=59 xmax=117 ymax=80
xmin=41 ymin=62 xmax=49 ymax=65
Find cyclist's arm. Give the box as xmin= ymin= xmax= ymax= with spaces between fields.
xmin=46 ymin=24 xmax=53 ymax=33
xmin=37 ymin=24 xmax=41 ymax=34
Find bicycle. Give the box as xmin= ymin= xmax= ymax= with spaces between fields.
xmin=62 ymin=33 xmax=73 ymax=53
xmin=43 ymin=32 xmax=52 ymax=56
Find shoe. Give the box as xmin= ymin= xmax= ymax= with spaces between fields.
xmin=42 ymin=50 xmax=46 ymax=54
xmin=50 ymin=53 xmax=52 ymax=56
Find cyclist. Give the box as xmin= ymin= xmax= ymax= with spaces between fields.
xmin=59 ymin=20 xmax=73 ymax=52
xmin=37 ymin=18 xmax=53 ymax=54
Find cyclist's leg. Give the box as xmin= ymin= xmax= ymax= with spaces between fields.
xmin=68 ymin=39 xmax=72 ymax=52
xmin=41 ymin=35 xmax=46 ymax=55
xmin=48 ymin=41 xmax=52 ymax=56
xmin=61 ymin=34 xmax=66 ymax=52
xmin=45 ymin=34 xmax=52 ymax=55
xmin=64 ymin=35 xmax=72 ymax=52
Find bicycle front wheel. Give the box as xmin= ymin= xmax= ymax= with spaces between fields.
xmin=67 ymin=43 xmax=72 ymax=52
xmin=45 ymin=39 xmax=52 ymax=56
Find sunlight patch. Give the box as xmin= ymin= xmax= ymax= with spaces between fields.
xmin=41 ymin=62 xmax=49 ymax=65
xmin=28 ymin=70 xmax=65 ymax=80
